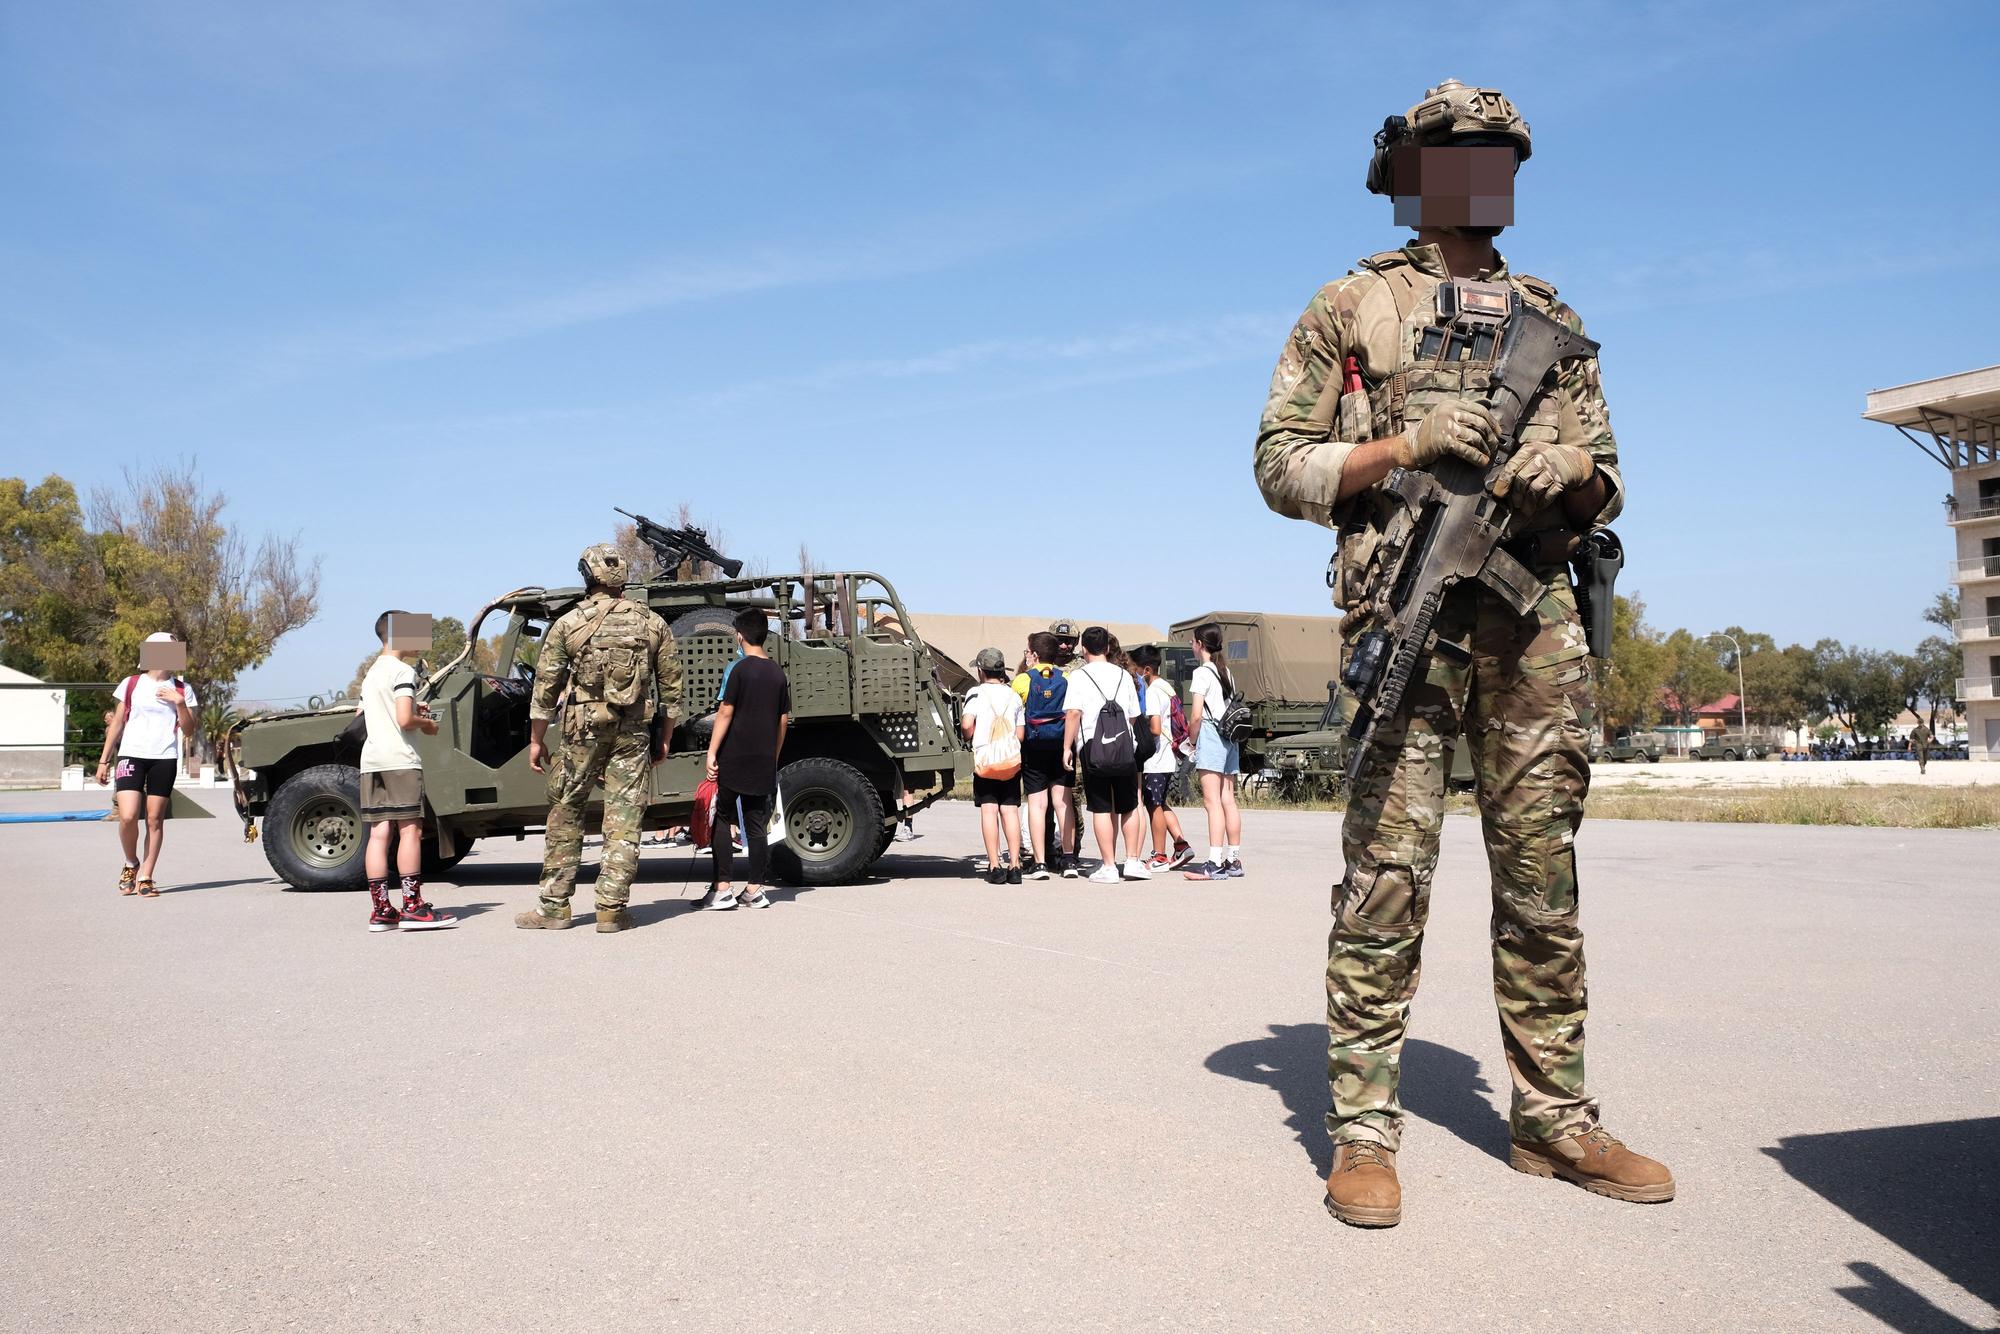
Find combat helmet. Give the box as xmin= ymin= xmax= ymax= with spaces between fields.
xmin=1366 ymin=78 xmax=1532 ymax=196
xmin=576 ymin=543 xmax=630 ymax=589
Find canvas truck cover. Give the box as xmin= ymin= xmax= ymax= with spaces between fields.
xmin=1168 ymin=612 xmax=1341 ymax=704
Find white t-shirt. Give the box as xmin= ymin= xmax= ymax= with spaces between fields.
xmin=1191 ymin=662 xmax=1229 ymax=730
xmin=964 ymin=681 xmax=1025 ymax=745
xmin=1139 ymin=677 xmax=1177 ymax=774
xmin=359 ymin=655 xmax=423 ymax=774
xmin=1065 ymin=660 xmax=1140 ymax=754
xmin=116 ymin=674 xmax=197 ymax=761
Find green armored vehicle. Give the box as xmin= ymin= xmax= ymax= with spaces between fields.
xmin=1692 ymin=734 xmax=1768 ymax=762
xmin=1256 ymin=680 xmax=1473 ymax=801
xmin=1596 ymin=731 xmax=1663 ymax=763
xmin=227 ymin=526 xmax=970 ymax=891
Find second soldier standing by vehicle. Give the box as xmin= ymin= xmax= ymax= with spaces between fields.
xmin=516 ymin=543 xmax=681 ymax=934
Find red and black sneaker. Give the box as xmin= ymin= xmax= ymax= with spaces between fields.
xmin=367 ymin=879 xmax=400 ymax=933
xmin=398 ymin=879 xmax=458 ymax=931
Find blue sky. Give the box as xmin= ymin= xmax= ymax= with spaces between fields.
xmin=3 ymin=1 xmax=1995 ymax=702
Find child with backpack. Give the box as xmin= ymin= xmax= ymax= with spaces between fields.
xmin=1129 ymin=646 xmax=1194 ymax=870
xmin=94 ymin=632 xmax=197 ymax=898
xmin=1015 ymin=632 xmax=1076 ymax=880
xmin=1183 ymin=622 xmax=1245 ymax=881
xmin=1061 ymin=626 xmax=1150 ymax=884
xmin=963 ymin=647 xmax=1027 ymax=884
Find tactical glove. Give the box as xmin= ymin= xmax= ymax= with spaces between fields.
xmin=1491 ymin=440 xmax=1595 ymax=512
xmin=1394 ymin=400 xmax=1498 ymax=471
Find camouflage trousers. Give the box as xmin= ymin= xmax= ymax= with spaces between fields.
xmin=1329 ymin=578 xmax=1598 ymax=1152
xmin=537 ymin=727 xmax=650 ymax=917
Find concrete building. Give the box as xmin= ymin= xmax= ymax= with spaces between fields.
xmin=0 ymin=665 xmax=67 ymax=788
xmin=1864 ymin=364 xmax=2000 ymax=760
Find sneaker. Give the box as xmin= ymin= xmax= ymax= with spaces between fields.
xmin=739 ymin=889 xmax=772 ymax=909
xmin=398 ymin=897 xmax=459 ymax=930
xmin=1060 ymin=858 xmax=1083 ymax=880
xmin=1168 ymin=841 xmax=1195 ymax=870
xmin=368 ymin=904 xmax=402 ymax=932
xmin=1145 ymin=853 xmax=1170 ymax=872
xmin=1020 ymin=857 xmax=1041 ymax=879
xmin=1121 ymin=858 xmax=1153 ymax=881
xmin=1224 ymin=859 xmax=1245 ymax=879
xmin=707 ymin=889 xmax=740 ymax=911
xmin=1006 ymin=863 xmax=1022 ymax=886
xmin=1182 ymin=861 xmax=1225 ymax=881
xmin=1087 ymin=862 xmax=1122 ymax=884
xmin=985 ymin=866 xmax=1008 ymax=886
xmin=1025 ymin=863 xmax=1052 ymax=881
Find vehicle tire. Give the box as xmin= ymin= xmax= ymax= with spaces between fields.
xmin=264 ymin=763 xmax=367 ymax=891
xmin=669 ymin=607 xmax=740 ymax=641
xmin=1724 ymin=749 xmax=1739 ymax=761
xmin=768 ymin=756 xmax=886 ymax=886
xmin=423 ymin=838 xmax=472 ymax=876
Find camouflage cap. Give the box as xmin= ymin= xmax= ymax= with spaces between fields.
xmin=1048 ymin=618 xmax=1079 ymax=638
xmin=972 ymin=647 xmax=1007 ymax=673
xmin=577 ymin=543 xmax=629 ymax=587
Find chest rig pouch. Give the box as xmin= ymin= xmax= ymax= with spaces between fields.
xmin=1331 ymin=274 xmax=1518 ymax=614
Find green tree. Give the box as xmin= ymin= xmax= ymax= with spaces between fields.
xmin=1599 ymin=594 xmax=1670 ymax=729
xmin=0 ymin=476 xmax=114 ymax=682
xmin=1922 ymin=588 xmax=1960 ymax=630
xmin=1740 ymin=642 xmax=1815 ymax=729
xmin=1910 ymin=634 xmax=1960 ymax=734
xmin=1814 ymin=641 xmax=1903 ymax=741
xmin=1662 ymin=629 xmax=1730 ymax=726
xmin=88 ymin=462 xmax=320 ymax=720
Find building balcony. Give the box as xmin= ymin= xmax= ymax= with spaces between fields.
xmin=1951 ymin=557 xmax=2000 ymax=582
xmin=1948 ymin=501 xmax=2000 ymax=526
xmin=1959 ymin=677 xmax=1997 ymax=701
xmin=1955 ymin=616 xmax=2000 ymax=641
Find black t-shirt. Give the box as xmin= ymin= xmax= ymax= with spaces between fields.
xmin=717 ymin=655 xmax=791 ymax=795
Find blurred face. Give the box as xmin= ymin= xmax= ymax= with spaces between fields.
xmin=1391 ymin=144 xmax=1515 ymax=232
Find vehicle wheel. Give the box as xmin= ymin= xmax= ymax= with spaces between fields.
xmin=1724 ymin=749 xmax=1739 ymax=761
xmin=769 ymin=756 xmax=886 ymax=886
xmin=264 ymin=763 xmax=367 ymax=891
xmin=669 ymin=607 xmax=740 ymax=641
xmin=423 ymin=839 xmax=472 ymax=876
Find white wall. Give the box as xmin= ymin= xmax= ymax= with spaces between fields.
xmin=0 ymin=669 xmax=66 ymax=788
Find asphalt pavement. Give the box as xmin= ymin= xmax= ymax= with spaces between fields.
xmin=2 ymin=792 xmax=1994 ymax=1332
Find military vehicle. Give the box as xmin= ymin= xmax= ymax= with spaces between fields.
xmin=226 ymin=520 xmax=971 ymax=892
xmin=1692 ymin=734 xmax=1768 ymax=762
xmin=1164 ymin=612 xmax=1344 ymax=776
xmin=1256 ymin=680 xmax=1474 ymax=801
xmin=1597 ymin=731 xmax=1663 ymax=763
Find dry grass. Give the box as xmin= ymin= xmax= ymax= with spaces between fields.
xmin=1239 ymin=783 xmax=2000 ymax=829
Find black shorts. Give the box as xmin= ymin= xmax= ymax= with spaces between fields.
xmin=1081 ymin=767 xmax=1139 ymax=816
xmin=973 ymin=772 xmax=1023 ymax=806
xmin=112 ymin=756 xmax=177 ymax=798
xmin=1020 ymin=739 xmax=1071 ymax=794
xmin=1141 ymin=772 xmax=1173 ymax=811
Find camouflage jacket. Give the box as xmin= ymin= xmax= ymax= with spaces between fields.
xmin=1254 ymin=243 xmax=1623 ymax=609
xmin=529 ymin=591 xmax=681 ymax=734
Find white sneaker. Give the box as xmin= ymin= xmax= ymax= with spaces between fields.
xmin=707 ymin=889 xmax=739 ymax=911
xmin=739 ymin=888 xmax=772 ymax=909
xmin=1121 ymin=858 xmax=1152 ymax=881
xmin=1087 ymin=862 xmax=1122 ymax=884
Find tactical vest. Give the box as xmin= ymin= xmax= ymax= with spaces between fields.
xmin=1328 ymin=248 xmax=1568 ymax=614
xmin=563 ymin=596 xmax=660 ymax=734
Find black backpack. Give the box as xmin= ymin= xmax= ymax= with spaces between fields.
xmin=1132 ymin=677 xmax=1158 ymax=765
xmin=1205 ymin=664 xmax=1255 ymax=746
xmin=1078 ymin=668 xmax=1137 ymax=775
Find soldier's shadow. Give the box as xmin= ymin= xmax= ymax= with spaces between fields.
xmin=1204 ymin=1024 xmax=1512 ymax=1178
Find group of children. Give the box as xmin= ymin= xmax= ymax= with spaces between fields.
xmin=959 ymin=620 xmax=1246 ymax=885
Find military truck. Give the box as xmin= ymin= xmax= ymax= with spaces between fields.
xmin=1692 ymin=734 xmax=1768 ymax=762
xmin=227 ymin=537 xmax=971 ymax=892
xmin=1164 ymin=612 xmax=1344 ymax=776
xmin=1597 ymin=731 xmax=1664 ymax=763
xmin=1256 ymin=679 xmax=1474 ymax=801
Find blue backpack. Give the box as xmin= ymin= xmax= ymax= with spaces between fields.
xmin=1022 ymin=667 xmax=1067 ymax=742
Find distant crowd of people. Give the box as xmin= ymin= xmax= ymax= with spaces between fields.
xmin=959 ymin=620 xmax=1246 ymax=884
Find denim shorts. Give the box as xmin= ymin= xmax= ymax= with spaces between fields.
xmin=1194 ymin=721 xmax=1240 ymax=775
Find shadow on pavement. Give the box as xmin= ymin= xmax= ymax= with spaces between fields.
xmin=1834 ymin=1262 xmax=1991 ymax=1333
xmin=1204 ymin=1024 xmax=1510 ymax=1179
xmin=1765 ymin=1117 xmax=1999 ymax=1323
xmin=158 ymin=877 xmax=278 ymax=893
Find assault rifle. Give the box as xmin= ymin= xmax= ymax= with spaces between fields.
xmin=1338 ymin=296 xmax=1601 ymax=795
xmin=613 ymin=508 xmax=744 ymax=580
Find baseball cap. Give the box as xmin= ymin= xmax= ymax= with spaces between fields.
xmin=972 ymin=647 xmax=1007 ymax=672
xmin=1048 ymin=619 xmax=1078 ymax=638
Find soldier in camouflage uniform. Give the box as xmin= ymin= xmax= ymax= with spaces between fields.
xmin=1254 ymin=80 xmax=1673 ymax=1226
xmin=515 ymin=544 xmax=681 ymax=934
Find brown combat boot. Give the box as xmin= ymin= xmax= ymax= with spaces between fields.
xmin=595 ymin=907 xmax=633 ymax=933
xmin=1510 ymin=1125 xmax=1675 ymax=1203
xmin=1324 ymin=1141 xmax=1401 ymax=1228
xmin=514 ymin=908 xmax=573 ymax=930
